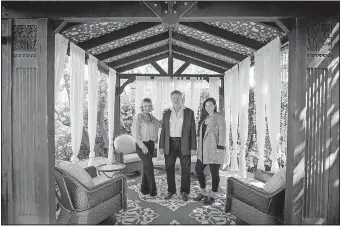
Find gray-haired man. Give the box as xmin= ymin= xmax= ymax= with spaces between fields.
xmin=159 ymin=90 xmax=197 ymax=201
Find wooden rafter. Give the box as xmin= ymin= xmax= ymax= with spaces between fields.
xmin=181 ymin=22 xmax=263 ymax=50
xmin=78 ymin=22 xmax=160 ymax=50
xmin=275 ymin=19 xmax=290 ymax=33
xmin=172 ymin=45 xmax=232 ymax=70
xmin=151 ymin=62 xmax=167 ymax=75
xmin=173 ymin=52 xmax=226 ymax=74
xmin=173 ymin=32 xmax=245 ymax=61
xmin=143 ymin=1 xmax=162 ymax=19
xmin=174 ymin=62 xmax=190 ymax=75
xmin=53 ymin=20 xmax=68 ymax=33
xmin=95 ymin=32 xmax=168 ymax=61
xmin=107 ymin=45 xmax=168 ymax=68
xmin=115 ymin=52 xmax=168 ymax=73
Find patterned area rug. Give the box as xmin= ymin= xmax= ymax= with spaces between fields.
xmin=115 ymin=167 xmax=245 ymax=225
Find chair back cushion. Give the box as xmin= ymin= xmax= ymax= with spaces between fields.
xmin=114 ymin=134 xmax=136 ymax=155
xmin=254 ymin=169 xmax=274 ymax=183
xmin=56 ymin=160 xmax=94 ymax=188
xmin=263 ymin=167 xmax=286 ymax=193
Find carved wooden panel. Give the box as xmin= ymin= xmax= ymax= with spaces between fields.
xmin=307 ymin=18 xmax=333 ymax=58
xmin=11 ymin=19 xmax=55 ymax=224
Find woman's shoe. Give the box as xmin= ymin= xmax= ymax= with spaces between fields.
xmin=203 ymin=197 xmax=215 ymax=205
xmin=193 ymin=193 xmax=207 ymax=201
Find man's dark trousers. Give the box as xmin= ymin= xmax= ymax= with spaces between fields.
xmin=165 ymin=138 xmax=191 ymax=194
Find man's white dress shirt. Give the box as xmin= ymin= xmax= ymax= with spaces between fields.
xmin=169 ymin=106 xmax=185 ymax=137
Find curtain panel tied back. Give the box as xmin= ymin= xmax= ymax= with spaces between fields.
xmin=70 ymin=43 xmax=85 ymax=163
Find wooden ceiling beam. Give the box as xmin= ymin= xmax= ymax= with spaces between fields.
xmin=78 ymin=22 xmax=160 ymax=50
xmin=173 ymin=52 xmax=226 ymax=74
xmin=172 ymin=45 xmax=232 ymax=69
xmin=179 ymin=1 xmax=340 ymax=21
xmin=119 ymin=73 xmax=222 ymax=78
xmin=3 ymin=2 xmax=338 ymax=20
xmin=107 ymin=46 xmax=168 ymax=68
xmin=95 ymin=32 xmax=168 ymax=61
xmin=2 ymin=1 xmax=161 ymax=21
xmin=151 ymin=62 xmax=167 ymax=75
xmin=115 ymin=52 xmax=168 ymax=73
xmin=174 ymin=62 xmax=190 ymax=75
xmin=181 ymin=22 xmax=263 ymax=50
xmin=173 ymin=32 xmax=245 ymax=61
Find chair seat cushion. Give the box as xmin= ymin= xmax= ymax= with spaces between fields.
xmin=56 ymin=160 xmax=94 ymax=188
xmin=114 ymin=135 xmax=136 ymax=155
xmin=124 ymin=153 xmax=141 ymax=163
xmin=238 ymin=177 xmax=266 ymax=189
xmin=92 ymin=174 xmax=111 ymax=186
xmin=263 ymin=167 xmax=286 ymax=193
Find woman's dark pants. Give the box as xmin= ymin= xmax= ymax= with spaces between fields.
xmin=135 ymin=140 xmax=157 ymax=196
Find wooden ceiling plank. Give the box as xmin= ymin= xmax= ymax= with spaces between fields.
xmin=95 ymin=32 xmax=168 ymax=61
xmin=173 ymin=32 xmax=245 ymax=61
xmin=181 ymin=22 xmax=263 ymax=50
xmin=107 ymin=45 xmax=168 ymax=68
xmin=172 ymin=45 xmax=232 ymax=69
xmin=115 ymin=52 xmax=168 ymax=73
xmin=78 ymin=22 xmax=160 ymax=50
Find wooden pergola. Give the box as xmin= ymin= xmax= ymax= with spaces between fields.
xmin=1 ymin=1 xmax=339 ymax=225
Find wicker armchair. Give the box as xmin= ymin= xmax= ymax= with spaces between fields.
xmin=55 ymin=166 xmax=127 ymax=224
xmin=225 ymin=170 xmax=285 ymax=225
xmin=113 ymin=134 xmax=143 ymax=175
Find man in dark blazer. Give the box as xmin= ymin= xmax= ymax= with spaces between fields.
xmin=159 ymin=90 xmax=197 ymax=201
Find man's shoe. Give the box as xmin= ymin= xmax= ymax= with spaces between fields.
xmin=203 ymin=197 xmax=215 ymax=205
xmin=150 ymin=192 xmax=157 ymax=197
xmin=193 ymin=193 xmax=206 ymax=201
xmin=181 ymin=192 xmax=189 ymax=201
xmin=164 ymin=192 xmax=175 ymax=200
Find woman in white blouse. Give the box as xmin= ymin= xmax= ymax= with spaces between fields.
xmin=131 ymin=98 xmax=162 ymax=197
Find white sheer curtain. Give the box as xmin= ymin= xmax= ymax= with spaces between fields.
xmin=222 ymin=71 xmax=232 ymax=170
xmin=264 ymin=37 xmax=281 ymax=172
xmin=209 ymin=77 xmax=220 ymax=107
xmin=135 ymin=76 xmax=151 ymax=115
xmin=107 ymin=68 xmax=117 ymax=165
xmin=229 ymin=65 xmax=239 ymax=171
xmin=190 ymin=78 xmax=204 ymax=117
xmin=87 ymin=55 xmax=99 ymax=166
xmin=54 ymin=34 xmax=68 ymax=101
xmin=255 ymin=45 xmax=267 ymax=171
xmin=238 ymin=58 xmax=251 ymax=178
xmin=154 ymin=77 xmax=172 ymax=120
xmin=70 ymin=43 xmax=85 ymax=163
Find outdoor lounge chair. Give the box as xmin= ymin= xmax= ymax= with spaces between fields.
xmin=55 ymin=164 xmax=127 ymax=224
xmin=225 ymin=169 xmax=285 ymax=225
xmin=114 ymin=134 xmax=143 ymax=175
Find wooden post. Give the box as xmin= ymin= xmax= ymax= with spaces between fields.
xmin=114 ymin=73 xmax=121 ymax=135
xmin=284 ymin=17 xmax=307 ymax=225
xmin=10 ymin=19 xmax=55 ymax=224
xmin=1 ymin=18 xmax=13 ymax=225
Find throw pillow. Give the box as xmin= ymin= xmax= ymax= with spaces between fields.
xmin=56 ymin=160 xmax=94 ymax=188
xmin=114 ymin=134 xmax=136 ymax=155
xmin=263 ymin=167 xmax=286 ymax=193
